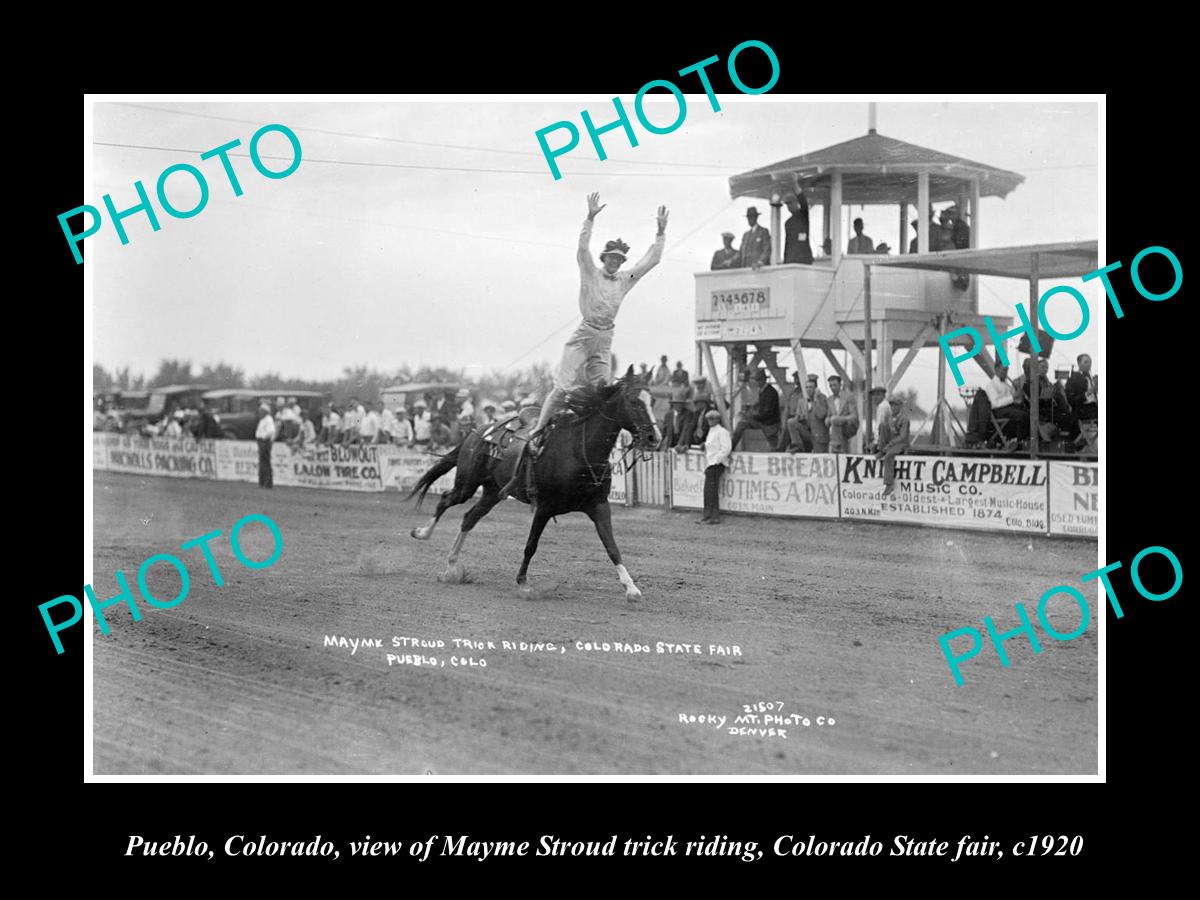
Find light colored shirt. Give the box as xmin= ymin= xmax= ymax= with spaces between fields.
xmin=413 ymin=411 xmax=432 ymax=441
xmin=165 ymin=419 xmax=182 ymax=439
xmin=983 ymin=375 xmax=1016 ymax=410
xmin=704 ymin=423 xmax=732 ymax=468
xmin=458 ymin=400 xmax=475 ymax=421
xmin=326 ymin=410 xmax=341 ymax=431
xmin=301 ymin=420 xmax=316 ymax=443
xmin=392 ymin=419 xmax=414 ymax=444
xmin=577 ymin=217 xmax=664 ymax=329
xmin=343 ymin=405 xmax=363 ymax=430
xmin=255 ymin=414 xmax=276 ymax=440
xmin=379 ymin=408 xmax=397 ymax=435
xmin=360 ymin=410 xmax=380 ymax=439
xmin=847 ymin=234 xmax=875 ymax=254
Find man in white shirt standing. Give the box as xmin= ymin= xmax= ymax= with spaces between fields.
xmin=322 ymin=403 xmax=341 ymax=445
xmin=392 ymin=408 xmax=414 ymax=446
xmin=342 ymin=397 xmax=364 ymax=445
xmin=359 ymin=402 xmax=380 ymax=445
xmin=699 ymin=409 xmax=732 ymax=525
xmin=255 ymin=403 xmax=276 ymax=489
xmin=412 ymin=401 xmax=432 ymax=446
xmin=378 ymin=402 xmax=398 ymax=444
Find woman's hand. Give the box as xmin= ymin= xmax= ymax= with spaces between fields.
xmin=656 ymin=205 xmax=669 ymax=234
xmin=587 ymin=192 xmax=606 ymax=220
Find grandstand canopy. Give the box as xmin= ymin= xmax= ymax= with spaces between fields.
xmin=873 ymin=241 xmax=1099 ymax=280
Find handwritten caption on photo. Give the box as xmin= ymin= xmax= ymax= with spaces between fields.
xmin=325 ymin=634 xmax=743 ymax=670
xmin=678 ymin=701 xmax=836 ymax=739
xmin=42 ymin=513 xmax=283 ymax=654
xmin=126 ymin=832 xmax=1083 ymax=864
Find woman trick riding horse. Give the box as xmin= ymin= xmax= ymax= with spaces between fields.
xmin=407 ymin=371 xmax=660 ymax=599
xmin=498 ymin=192 xmax=668 ymax=498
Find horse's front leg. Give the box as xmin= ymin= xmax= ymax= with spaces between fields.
xmin=585 ymin=500 xmax=641 ymax=601
xmin=516 ymin=505 xmax=553 ymax=597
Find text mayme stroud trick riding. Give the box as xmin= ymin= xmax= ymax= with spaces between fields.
xmin=408 ymin=193 xmax=667 ymax=600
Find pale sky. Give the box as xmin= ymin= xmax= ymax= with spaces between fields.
xmin=91 ymin=98 xmax=1099 ymax=416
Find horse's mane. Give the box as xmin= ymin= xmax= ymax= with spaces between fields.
xmin=559 ymin=374 xmax=638 ymax=421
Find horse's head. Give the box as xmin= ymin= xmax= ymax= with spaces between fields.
xmin=611 ymin=366 xmax=661 ymax=450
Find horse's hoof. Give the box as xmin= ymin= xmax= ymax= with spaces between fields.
xmin=516 ymin=583 xmax=533 ymax=599
xmin=438 ymin=563 xmax=467 ymax=584
xmin=625 ymin=586 xmax=642 ymax=602
xmin=411 ymin=527 xmax=430 ymax=541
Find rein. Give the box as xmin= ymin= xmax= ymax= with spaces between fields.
xmin=578 ymin=399 xmax=655 ymax=486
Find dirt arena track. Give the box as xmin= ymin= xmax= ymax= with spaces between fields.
xmin=92 ymin=471 xmax=1098 ymax=775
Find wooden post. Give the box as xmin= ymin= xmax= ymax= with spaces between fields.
xmin=770 ymin=199 xmax=783 ymax=265
xmin=917 ymin=172 xmax=930 ymax=254
xmin=970 ymin=179 xmax=981 ymax=249
xmin=831 ymin=172 xmax=844 ymax=267
xmin=1029 ymin=253 xmax=1040 ymax=459
xmin=863 ymin=262 xmax=874 ymax=446
xmin=701 ymin=341 xmax=728 ymax=421
xmin=899 ymin=201 xmax=907 ymax=254
xmin=822 ymin=201 xmax=831 ymax=256
xmin=934 ymin=312 xmax=946 ymax=446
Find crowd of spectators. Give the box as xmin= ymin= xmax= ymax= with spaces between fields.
xmin=965 ymin=353 xmax=1098 ymax=454
xmin=709 ymin=199 xmax=967 ymax=272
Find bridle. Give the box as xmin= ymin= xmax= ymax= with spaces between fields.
xmin=579 ymin=391 xmax=658 ymax=486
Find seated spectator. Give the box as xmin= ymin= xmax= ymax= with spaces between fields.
xmin=661 ymin=378 xmax=695 ymax=451
xmin=805 ymin=375 xmax=830 ymax=452
xmin=731 ymin=369 xmax=780 ymax=450
xmin=480 ymin=403 xmax=498 ymax=427
xmin=164 ymin=410 xmax=184 ymax=439
xmin=777 ymin=372 xmax=813 ymax=453
xmin=690 ymin=376 xmax=714 ymax=446
xmin=847 ymin=217 xmax=875 ymax=254
xmin=670 ymin=361 xmax=689 ymax=386
xmin=710 ymin=232 xmax=739 ymax=270
xmin=874 ymin=242 xmax=891 ymax=256
xmin=824 ymin=375 xmax=858 ymax=453
xmin=876 ymin=394 xmax=911 ymax=498
xmin=1065 ymin=353 xmax=1098 ymax=438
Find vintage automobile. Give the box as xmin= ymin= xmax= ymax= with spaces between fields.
xmin=120 ymin=384 xmax=209 ymax=433
xmin=379 ymin=381 xmax=463 ymax=413
xmin=202 ymin=389 xmax=329 ymax=440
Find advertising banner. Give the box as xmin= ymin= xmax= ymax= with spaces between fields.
xmin=214 ymin=440 xmax=261 ymax=484
xmin=106 ymin=436 xmax=217 ymax=479
xmin=671 ymin=451 xmax=840 ymax=518
xmin=378 ymin=445 xmax=456 ymax=494
xmin=1048 ymin=461 xmax=1098 ymax=537
xmin=838 ymin=454 xmax=1049 ymax=533
xmin=270 ymin=443 xmax=383 ymax=492
xmin=93 ymin=433 xmax=110 ymax=470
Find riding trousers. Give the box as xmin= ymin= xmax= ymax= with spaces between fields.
xmin=555 ymin=320 xmax=614 ymax=392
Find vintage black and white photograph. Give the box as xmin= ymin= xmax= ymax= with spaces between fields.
xmin=85 ymin=95 xmax=1100 ymax=776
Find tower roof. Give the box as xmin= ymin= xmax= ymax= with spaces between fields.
xmin=729 ymin=131 xmax=1025 ymax=204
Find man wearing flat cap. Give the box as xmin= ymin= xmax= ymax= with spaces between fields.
xmin=875 ymin=394 xmax=911 ymax=498
xmin=711 ymin=232 xmax=739 ymax=270
xmin=737 ymin=206 xmax=772 ymax=270
xmin=731 ymin=368 xmax=780 ymax=451
xmin=255 ymin=402 xmax=276 ymax=489
xmin=825 ymin=374 xmax=858 ymax=453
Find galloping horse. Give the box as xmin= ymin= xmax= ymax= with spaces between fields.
xmin=407 ymin=368 xmax=660 ymax=599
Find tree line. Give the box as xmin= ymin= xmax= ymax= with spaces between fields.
xmin=94 ymin=359 xmax=557 ymax=407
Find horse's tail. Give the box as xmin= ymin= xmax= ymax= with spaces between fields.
xmin=406 ymin=444 xmax=461 ymax=509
